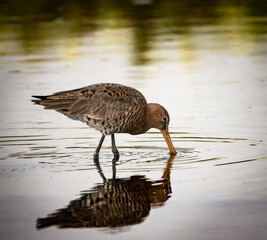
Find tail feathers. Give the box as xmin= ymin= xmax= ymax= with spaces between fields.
xmin=31 ymin=95 xmax=48 ymax=105
xmin=32 ymin=95 xmax=48 ymax=100
xmin=31 ymin=95 xmax=75 ymax=111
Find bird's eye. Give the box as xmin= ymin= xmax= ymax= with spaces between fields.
xmin=162 ymin=116 xmax=167 ymax=122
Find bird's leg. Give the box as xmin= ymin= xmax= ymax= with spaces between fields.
xmin=93 ymin=134 xmax=105 ymax=160
xmin=111 ymin=134 xmax=120 ymax=161
xmin=112 ymin=157 xmax=117 ymax=179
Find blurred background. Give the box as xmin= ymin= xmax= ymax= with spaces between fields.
xmin=1 ymin=0 xmax=266 ymax=63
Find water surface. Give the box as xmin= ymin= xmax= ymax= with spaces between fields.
xmin=0 ymin=0 xmax=267 ymax=240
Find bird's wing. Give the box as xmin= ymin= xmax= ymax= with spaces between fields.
xmin=33 ymin=83 xmax=147 ymax=120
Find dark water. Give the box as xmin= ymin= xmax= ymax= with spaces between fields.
xmin=0 ymin=0 xmax=267 ymax=240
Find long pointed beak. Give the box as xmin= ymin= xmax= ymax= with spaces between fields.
xmin=161 ymin=129 xmax=177 ymax=155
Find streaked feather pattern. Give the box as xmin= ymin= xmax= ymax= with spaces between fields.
xmin=32 ymin=83 xmax=148 ymax=135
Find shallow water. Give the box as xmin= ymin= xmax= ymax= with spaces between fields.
xmin=0 ymin=0 xmax=267 ymax=240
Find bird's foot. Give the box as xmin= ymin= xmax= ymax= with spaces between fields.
xmin=93 ymin=150 xmax=119 ymax=161
xmin=93 ymin=152 xmax=100 ymax=160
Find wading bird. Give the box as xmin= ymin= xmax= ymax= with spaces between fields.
xmin=32 ymin=83 xmax=176 ymax=160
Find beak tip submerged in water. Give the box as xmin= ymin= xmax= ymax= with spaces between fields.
xmin=161 ymin=129 xmax=177 ymax=155
xmin=169 ymin=148 xmax=177 ymax=155
xmin=170 ymin=151 xmax=177 ymax=156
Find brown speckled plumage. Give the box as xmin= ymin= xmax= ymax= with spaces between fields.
xmin=32 ymin=83 xmax=176 ymax=159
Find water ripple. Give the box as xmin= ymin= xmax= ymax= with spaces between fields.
xmin=0 ymin=130 xmax=264 ymax=172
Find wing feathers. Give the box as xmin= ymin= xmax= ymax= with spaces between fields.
xmin=32 ymin=83 xmax=147 ymax=121
xmin=68 ymin=99 xmax=88 ymax=115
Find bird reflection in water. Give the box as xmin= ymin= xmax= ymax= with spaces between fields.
xmin=36 ymin=155 xmax=175 ymax=229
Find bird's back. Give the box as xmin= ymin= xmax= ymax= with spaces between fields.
xmin=32 ymin=83 xmax=148 ymax=135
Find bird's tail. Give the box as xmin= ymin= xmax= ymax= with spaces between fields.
xmin=31 ymin=95 xmax=75 ymax=111
xmin=31 ymin=95 xmax=48 ymax=105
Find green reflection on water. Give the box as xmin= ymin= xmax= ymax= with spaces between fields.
xmin=0 ymin=0 xmax=266 ymax=65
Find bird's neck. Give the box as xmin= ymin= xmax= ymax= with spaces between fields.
xmin=145 ymin=103 xmax=159 ymax=130
xmin=128 ymin=103 xmax=155 ymax=135
xmin=130 ymin=103 xmax=156 ymax=135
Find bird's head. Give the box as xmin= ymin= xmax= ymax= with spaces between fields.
xmin=147 ymin=103 xmax=176 ymax=155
